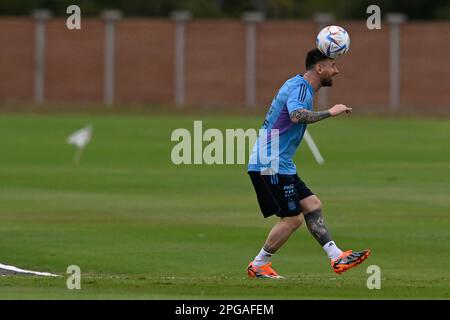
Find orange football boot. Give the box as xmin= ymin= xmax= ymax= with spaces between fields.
xmin=247 ymin=261 xmax=284 ymax=279
xmin=331 ymin=249 xmax=371 ymax=274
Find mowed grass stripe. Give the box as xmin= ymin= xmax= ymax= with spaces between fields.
xmin=0 ymin=114 xmax=449 ymax=299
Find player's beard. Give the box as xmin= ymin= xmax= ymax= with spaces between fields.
xmin=320 ymin=77 xmax=333 ymax=87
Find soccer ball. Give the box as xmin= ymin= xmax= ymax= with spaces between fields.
xmin=316 ymin=25 xmax=350 ymax=59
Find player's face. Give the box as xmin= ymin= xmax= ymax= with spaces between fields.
xmin=318 ymin=59 xmax=339 ymax=87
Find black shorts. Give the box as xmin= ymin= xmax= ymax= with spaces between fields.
xmin=248 ymin=171 xmax=314 ymax=218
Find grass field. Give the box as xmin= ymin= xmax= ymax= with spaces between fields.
xmin=0 ymin=113 xmax=449 ymax=299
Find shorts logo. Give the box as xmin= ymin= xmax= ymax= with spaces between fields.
xmin=283 ymin=184 xmax=295 ymax=198
xmin=288 ymin=201 xmax=296 ymax=211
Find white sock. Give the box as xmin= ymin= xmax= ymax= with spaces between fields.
xmin=253 ymin=247 xmax=273 ymax=267
xmin=323 ymin=241 xmax=342 ymax=260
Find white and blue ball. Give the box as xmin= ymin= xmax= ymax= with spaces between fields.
xmin=316 ymin=25 xmax=350 ymax=59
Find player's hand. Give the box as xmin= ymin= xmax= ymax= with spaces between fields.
xmin=329 ymin=104 xmax=352 ymax=116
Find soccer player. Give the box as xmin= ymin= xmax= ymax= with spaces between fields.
xmin=247 ymin=48 xmax=370 ymax=279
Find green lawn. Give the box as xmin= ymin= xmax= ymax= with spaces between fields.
xmin=0 ymin=113 xmax=449 ymax=299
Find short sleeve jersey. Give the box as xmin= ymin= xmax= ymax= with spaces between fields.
xmin=248 ymin=74 xmax=314 ymax=174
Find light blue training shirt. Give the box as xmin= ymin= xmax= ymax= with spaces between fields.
xmin=248 ymin=74 xmax=314 ymax=175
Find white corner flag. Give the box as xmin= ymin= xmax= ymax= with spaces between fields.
xmin=303 ymin=130 xmax=325 ymax=165
xmin=67 ymin=125 xmax=93 ymax=164
xmin=0 ymin=262 xmax=59 ymax=277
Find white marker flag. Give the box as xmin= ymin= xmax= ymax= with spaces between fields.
xmin=67 ymin=125 xmax=93 ymax=164
xmin=303 ymin=130 xmax=325 ymax=165
xmin=0 ymin=262 xmax=59 ymax=277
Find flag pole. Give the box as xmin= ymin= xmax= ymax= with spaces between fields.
xmin=67 ymin=125 xmax=92 ymax=165
xmin=74 ymin=147 xmax=85 ymax=165
xmin=304 ymin=130 xmax=325 ymax=165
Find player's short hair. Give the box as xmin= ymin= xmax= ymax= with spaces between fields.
xmin=305 ymin=48 xmax=330 ymax=70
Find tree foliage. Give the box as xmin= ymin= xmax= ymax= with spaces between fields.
xmin=0 ymin=0 xmax=449 ymax=19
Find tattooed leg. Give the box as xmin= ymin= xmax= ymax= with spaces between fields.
xmin=304 ymin=208 xmax=332 ymax=246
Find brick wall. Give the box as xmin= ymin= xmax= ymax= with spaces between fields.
xmin=116 ymin=19 xmax=174 ymax=104
xmin=0 ymin=17 xmax=448 ymax=111
xmin=257 ymin=21 xmax=316 ymax=107
xmin=45 ymin=19 xmax=104 ymax=103
xmin=327 ymin=21 xmax=390 ymax=109
xmin=0 ymin=18 xmax=34 ymax=101
xmin=401 ymin=22 xmax=450 ymax=109
xmin=186 ymin=20 xmax=245 ymax=106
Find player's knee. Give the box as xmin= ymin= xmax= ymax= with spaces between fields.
xmin=295 ymin=214 xmax=305 ymax=230
xmin=312 ymin=198 xmax=322 ymax=212
xmin=302 ymin=196 xmax=322 ymax=214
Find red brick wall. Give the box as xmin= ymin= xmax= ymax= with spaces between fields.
xmin=0 ymin=17 xmax=449 ymax=111
xmin=328 ymin=21 xmax=390 ymax=109
xmin=0 ymin=18 xmax=34 ymax=102
xmin=401 ymin=22 xmax=450 ymax=109
xmin=45 ymin=19 xmax=104 ymax=103
xmin=256 ymin=21 xmax=391 ymax=110
xmin=116 ymin=19 xmax=174 ymax=104
xmin=186 ymin=20 xmax=245 ymax=106
xmin=257 ymin=21 xmax=316 ymax=107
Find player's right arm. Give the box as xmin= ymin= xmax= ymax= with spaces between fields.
xmin=289 ymin=104 xmax=352 ymax=124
